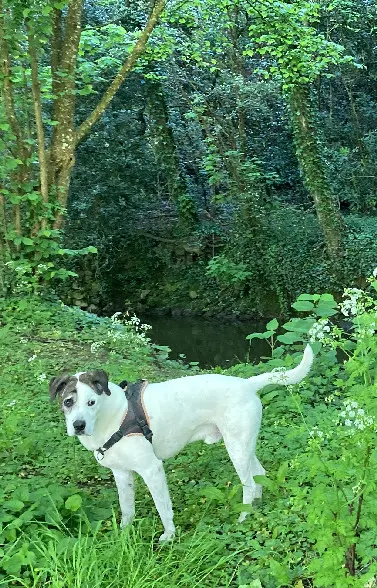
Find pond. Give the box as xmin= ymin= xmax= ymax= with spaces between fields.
xmin=142 ymin=314 xmax=270 ymax=368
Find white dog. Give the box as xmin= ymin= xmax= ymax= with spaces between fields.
xmin=50 ymin=345 xmax=313 ymax=541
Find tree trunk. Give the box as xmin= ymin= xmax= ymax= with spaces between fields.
xmin=48 ymin=0 xmax=83 ymax=229
xmin=27 ymin=22 xmax=49 ymax=231
xmin=49 ymin=0 xmax=167 ymax=230
xmin=146 ymin=79 xmax=187 ymax=200
xmin=74 ymin=0 xmax=167 ymax=146
xmin=289 ymin=84 xmax=344 ymax=262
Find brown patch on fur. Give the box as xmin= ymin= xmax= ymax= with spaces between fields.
xmin=78 ymin=370 xmax=111 ymax=396
xmin=49 ymin=375 xmax=78 ymax=401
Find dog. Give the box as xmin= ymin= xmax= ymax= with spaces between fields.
xmin=50 ymin=345 xmax=313 ymax=541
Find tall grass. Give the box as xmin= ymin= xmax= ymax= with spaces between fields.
xmin=2 ymin=519 xmax=241 ymax=588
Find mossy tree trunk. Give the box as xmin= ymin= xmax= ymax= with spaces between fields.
xmin=289 ymin=84 xmax=344 ymax=262
xmin=145 ymin=78 xmax=198 ymax=231
xmin=0 ymin=0 xmax=167 ymax=271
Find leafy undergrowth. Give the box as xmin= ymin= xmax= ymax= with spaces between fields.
xmin=1 ymin=294 xmax=377 ymax=587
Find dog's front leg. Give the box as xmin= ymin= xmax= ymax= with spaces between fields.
xmin=113 ymin=469 xmax=135 ymax=528
xmin=140 ymin=461 xmax=175 ymax=542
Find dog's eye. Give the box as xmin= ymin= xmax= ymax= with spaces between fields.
xmin=88 ymin=399 xmax=96 ymax=407
xmin=64 ymin=397 xmax=73 ymax=408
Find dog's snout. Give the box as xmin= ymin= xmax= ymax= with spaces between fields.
xmin=73 ymin=419 xmax=86 ymax=434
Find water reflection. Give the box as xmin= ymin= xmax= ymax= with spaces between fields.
xmin=143 ymin=315 xmax=270 ymax=368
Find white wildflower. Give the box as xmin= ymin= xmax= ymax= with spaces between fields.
xmin=339 ymin=400 xmax=374 ymax=433
xmin=37 ymin=373 xmax=47 ymax=383
xmin=28 ymin=354 xmax=37 ymax=362
xmin=91 ymin=341 xmax=105 ymax=353
xmin=340 ymin=288 xmax=364 ymax=317
xmin=308 ymin=319 xmax=331 ymax=343
xmin=354 ymin=420 xmax=365 ymax=431
xmin=309 ymin=426 xmax=324 ymax=439
xmin=7 ymin=400 xmax=16 ymax=407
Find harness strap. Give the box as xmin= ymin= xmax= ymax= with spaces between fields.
xmin=96 ymin=379 xmax=152 ymax=458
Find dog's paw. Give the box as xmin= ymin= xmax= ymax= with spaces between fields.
xmin=238 ymin=512 xmax=248 ymax=523
xmin=120 ymin=514 xmax=134 ymax=529
xmin=158 ymin=530 xmax=175 ymax=543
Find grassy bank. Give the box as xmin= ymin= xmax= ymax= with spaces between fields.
xmin=1 ymin=294 xmax=377 ymax=587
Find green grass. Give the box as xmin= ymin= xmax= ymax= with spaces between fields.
xmin=2 ymin=522 xmax=241 ymax=588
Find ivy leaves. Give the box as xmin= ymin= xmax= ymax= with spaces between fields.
xmin=243 ymin=0 xmax=356 ymax=90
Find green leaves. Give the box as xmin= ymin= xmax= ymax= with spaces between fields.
xmin=246 ymin=330 xmax=274 ymax=340
xmin=266 ymin=318 xmax=279 ymax=331
xmin=244 ymin=0 xmax=355 ymax=88
xmin=292 ymin=300 xmax=314 ymax=312
xmin=65 ymin=494 xmax=83 ymax=512
xmin=293 ymin=293 xmax=338 ymax=318
xmin=276 ymin=332 xmax=302 ymax=344
xmin=4 ymin=499 xmax=25 ymax=512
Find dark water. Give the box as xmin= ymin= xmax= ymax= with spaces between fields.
xmin=143 ymin=315 xmax=270 ymax=368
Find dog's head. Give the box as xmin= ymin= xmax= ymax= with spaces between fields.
xmin=50 ymin=370 xmax=111 ymax=437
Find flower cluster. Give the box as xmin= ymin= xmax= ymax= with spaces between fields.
xmin=339 ymin=288 xmax=365 ymax=317
xmin=339 ymin=399 xmax=374 ymax=432
xmin=308 ymin=426 xmax=324 ymax=439
xmin=308 ymin=318 xmax=331 ymax=343
xmin=111 ymin=311 xmax=151 ymax=334
xmin=91 ymin=341 xmax=105 ymax=354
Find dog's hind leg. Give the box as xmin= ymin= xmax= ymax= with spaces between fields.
xmin=222 ymin=431 xmax=265 ymax=523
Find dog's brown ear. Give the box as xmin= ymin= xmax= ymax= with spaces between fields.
xmin=49 ymin=374 xmax=71 ymax=401
xmin=80 ymin=370 xmax=111 ymax=396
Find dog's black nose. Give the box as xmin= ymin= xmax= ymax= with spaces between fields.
xmin=73 ymin=420 xmax=86 ymax=433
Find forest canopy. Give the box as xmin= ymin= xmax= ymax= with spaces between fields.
xmin=1 ymin=0 xmax=376 ymax=315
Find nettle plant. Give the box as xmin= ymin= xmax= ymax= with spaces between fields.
xmin=247 ymin=278 xmax=377 ymax=586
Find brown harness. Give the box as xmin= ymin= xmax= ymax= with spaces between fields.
xmin=96 ymin=379 xmax=152 ymax=458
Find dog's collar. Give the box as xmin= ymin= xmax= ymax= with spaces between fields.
xmin=96 ymin=379 xmax=152 ymax=459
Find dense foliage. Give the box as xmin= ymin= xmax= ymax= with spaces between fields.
xmin=0 ymin=0 xmax=376 ymax=313
xmin=65 ymin=0 xmax=377 ymax=314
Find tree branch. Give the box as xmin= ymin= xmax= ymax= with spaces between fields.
xmin=50 ymin=7 xmax=63 ymax=116
xmin=75 ymin=0 xmax=167 ymax=146
xmin=27 ymin=22 xmax=49 ymax=209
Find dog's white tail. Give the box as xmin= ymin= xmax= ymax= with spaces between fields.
xmin=250 ymin=344 xmax=314 ymax=392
